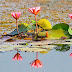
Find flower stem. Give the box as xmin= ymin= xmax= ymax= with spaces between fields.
xmin=36 ymin=52 xmax=38 ymax=59
xmin=17 ymin=49 xmax=18 ymax=53
xmin=16 ymin=19 xmax=19 ymax=34
xmin=35 ymin=15 xmax=37 ymax=35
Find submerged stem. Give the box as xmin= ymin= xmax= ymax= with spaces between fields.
xmin=16 ymin=19 xmax=19 ymax=34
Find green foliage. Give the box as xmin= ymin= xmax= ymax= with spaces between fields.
xmin=31 ymin=20 xmax=36 ymax=25
xmin=55 ymin=44 xmax=70 ymax=52
xmin=38 ymin=29 xmax=68 ymax=39
xmin=64 ymin=31 xmax=70 ymax=37
xmin=19 ymin=23 xmax=28 ymax=27
xmin=10 ymin=23 xmax=28 ymax=35
xmin=52 ymin=23 xmax=69 ymax=31
xmin=68 ymin=27 xmax=72 ymax=35
xmin=26 ymin=24 xmax=36 ymax=30
xmin=38 ymin=19 xmax=52 ymax=30
xmin=26 ymin=20 xmax=36 ymax=30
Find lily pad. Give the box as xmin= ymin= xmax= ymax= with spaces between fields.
xmin=10 ymin=23 xmax=28 ymax=35
xmin=38 ymin=19 xmax=52 ymax=30
xmin=68 ymin=27 xmax=72 ymax=35
xmin=26 ymin=24 xmax=36 ymax=30
xmin=38 ymin=29 xmax=68 ymax=39
xmin=52 ymin=23 xmax=69 ymax=31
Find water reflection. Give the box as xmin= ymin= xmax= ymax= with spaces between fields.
xmin=30 ymin=52 xmax=43 ymax=68
xmin=54 ymin=44 xmax=70 ymax=52
xmin=12 ymin=49 xmax=23 ymax=60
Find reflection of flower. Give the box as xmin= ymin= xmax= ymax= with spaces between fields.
xmin=12 ymin=53 xmax=23 ymax=60
xmin=70 ymin=53 xmax=72 ymax=56
xmin=69 ymin=14 xmax=72 ymax=19
xmin=11 ymin=12 xmax=21 ymax=34
xmin=30 ymin=52 xmax=43 ymax=68
xmin=28 ymin=7 xmax=41 ymax=36
xmin=30 ymin=59 xmax=43 ymax=68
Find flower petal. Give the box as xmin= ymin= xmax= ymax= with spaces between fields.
xmin=12 ymin=53 xmax=17 ymax=60
xmin=11 ymin=12 xmax=16 ymax=19
xmin=16 ymin=12 xmax=21 ymax=19
xmin=30 ymin=59 xmax=43 ymax=68
xmin=70 ymin=53 xmax=72 ymax=56
xmin=69 ymin=13 xmax=72 ymax=19
xmin=18 ymin=55 xmax=23 ymax=60
xmin=11 ymin=12 xmax=21 ymax=19
xmin=29 ymin=6 xmax=41 ymax=15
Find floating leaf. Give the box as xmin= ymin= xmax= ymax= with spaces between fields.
xmin=10 ymin=24 xmax=28 ymax=35
xmin=38 ymin=29 xmax=68 ymax=39
xmin=19 ymin=23 xmax=29 ymax=27
xmin=38 ymin=19 xmax=52 ymax=30
xmin=68 ymin=27 xmax=72 ymax=35
xmin=27 ymin=24 xmax=36 ymax=30
xmin=52 ymin=23 xmax=69 ymax=31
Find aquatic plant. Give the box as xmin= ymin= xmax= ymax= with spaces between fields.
xmin=38 ymin=19 xmax=52 ymax=30
xmin=68 ymin=14 xmax=72 ymax=35
xmin=11 ymin=12 xmax=21 ymax=34
xmin=30 ymin=52 xmax=43 ymax=68
xmin=38 ymin=19 xmax=52 ymax=38
xmin=10 ymin=23 xmax=28 ymax=35
xmin=69 ymin=13 xmax=72 ymax=19
xmin=28 ymin=6 xmax=41 ymax=35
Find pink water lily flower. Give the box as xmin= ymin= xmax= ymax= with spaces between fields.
xmin=11 ymin=12 xmax=21 ymax=34
xmin=69 ymin=13 xmax=72 ymax=19
xmin=12 ymin=53 xmax=23 ymax=60
xmin=30 ymin=59 xmax=43 ymax=68
xmin=28 ymin=6 xmax=41 ymax=36
xmin=70 ymin=53 xmax=72 ymax=57
xmin=29 ymin=6 xmax=41 ymax=15
xmin=11 ymin=12 xmax=21 ymax=20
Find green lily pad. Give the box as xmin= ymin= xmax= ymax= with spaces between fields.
xmin=10 ymin=23 xmax=28 ymax=35
xmin=38 ymin=19 xmax=52 ymax=30
xmin=68 ymin=27 xmax=72 ymax=35
xmin=52 ymin=23 xmax=69 ymax=31
xmin=26 ymin=24 xmax=36 ymax=30
xmin=38 ymin=29 xmax=68 ymax=39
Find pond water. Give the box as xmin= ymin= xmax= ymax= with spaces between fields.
xmin=0 ymin=44 xmax=72 ymax=72
xmin=0 ymin=0 xmax=72 ymax=34
xmin=0 ymin=0 xmax=72 ymax=72
xmin=0 ymin=37 xmax=72 ymax=72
